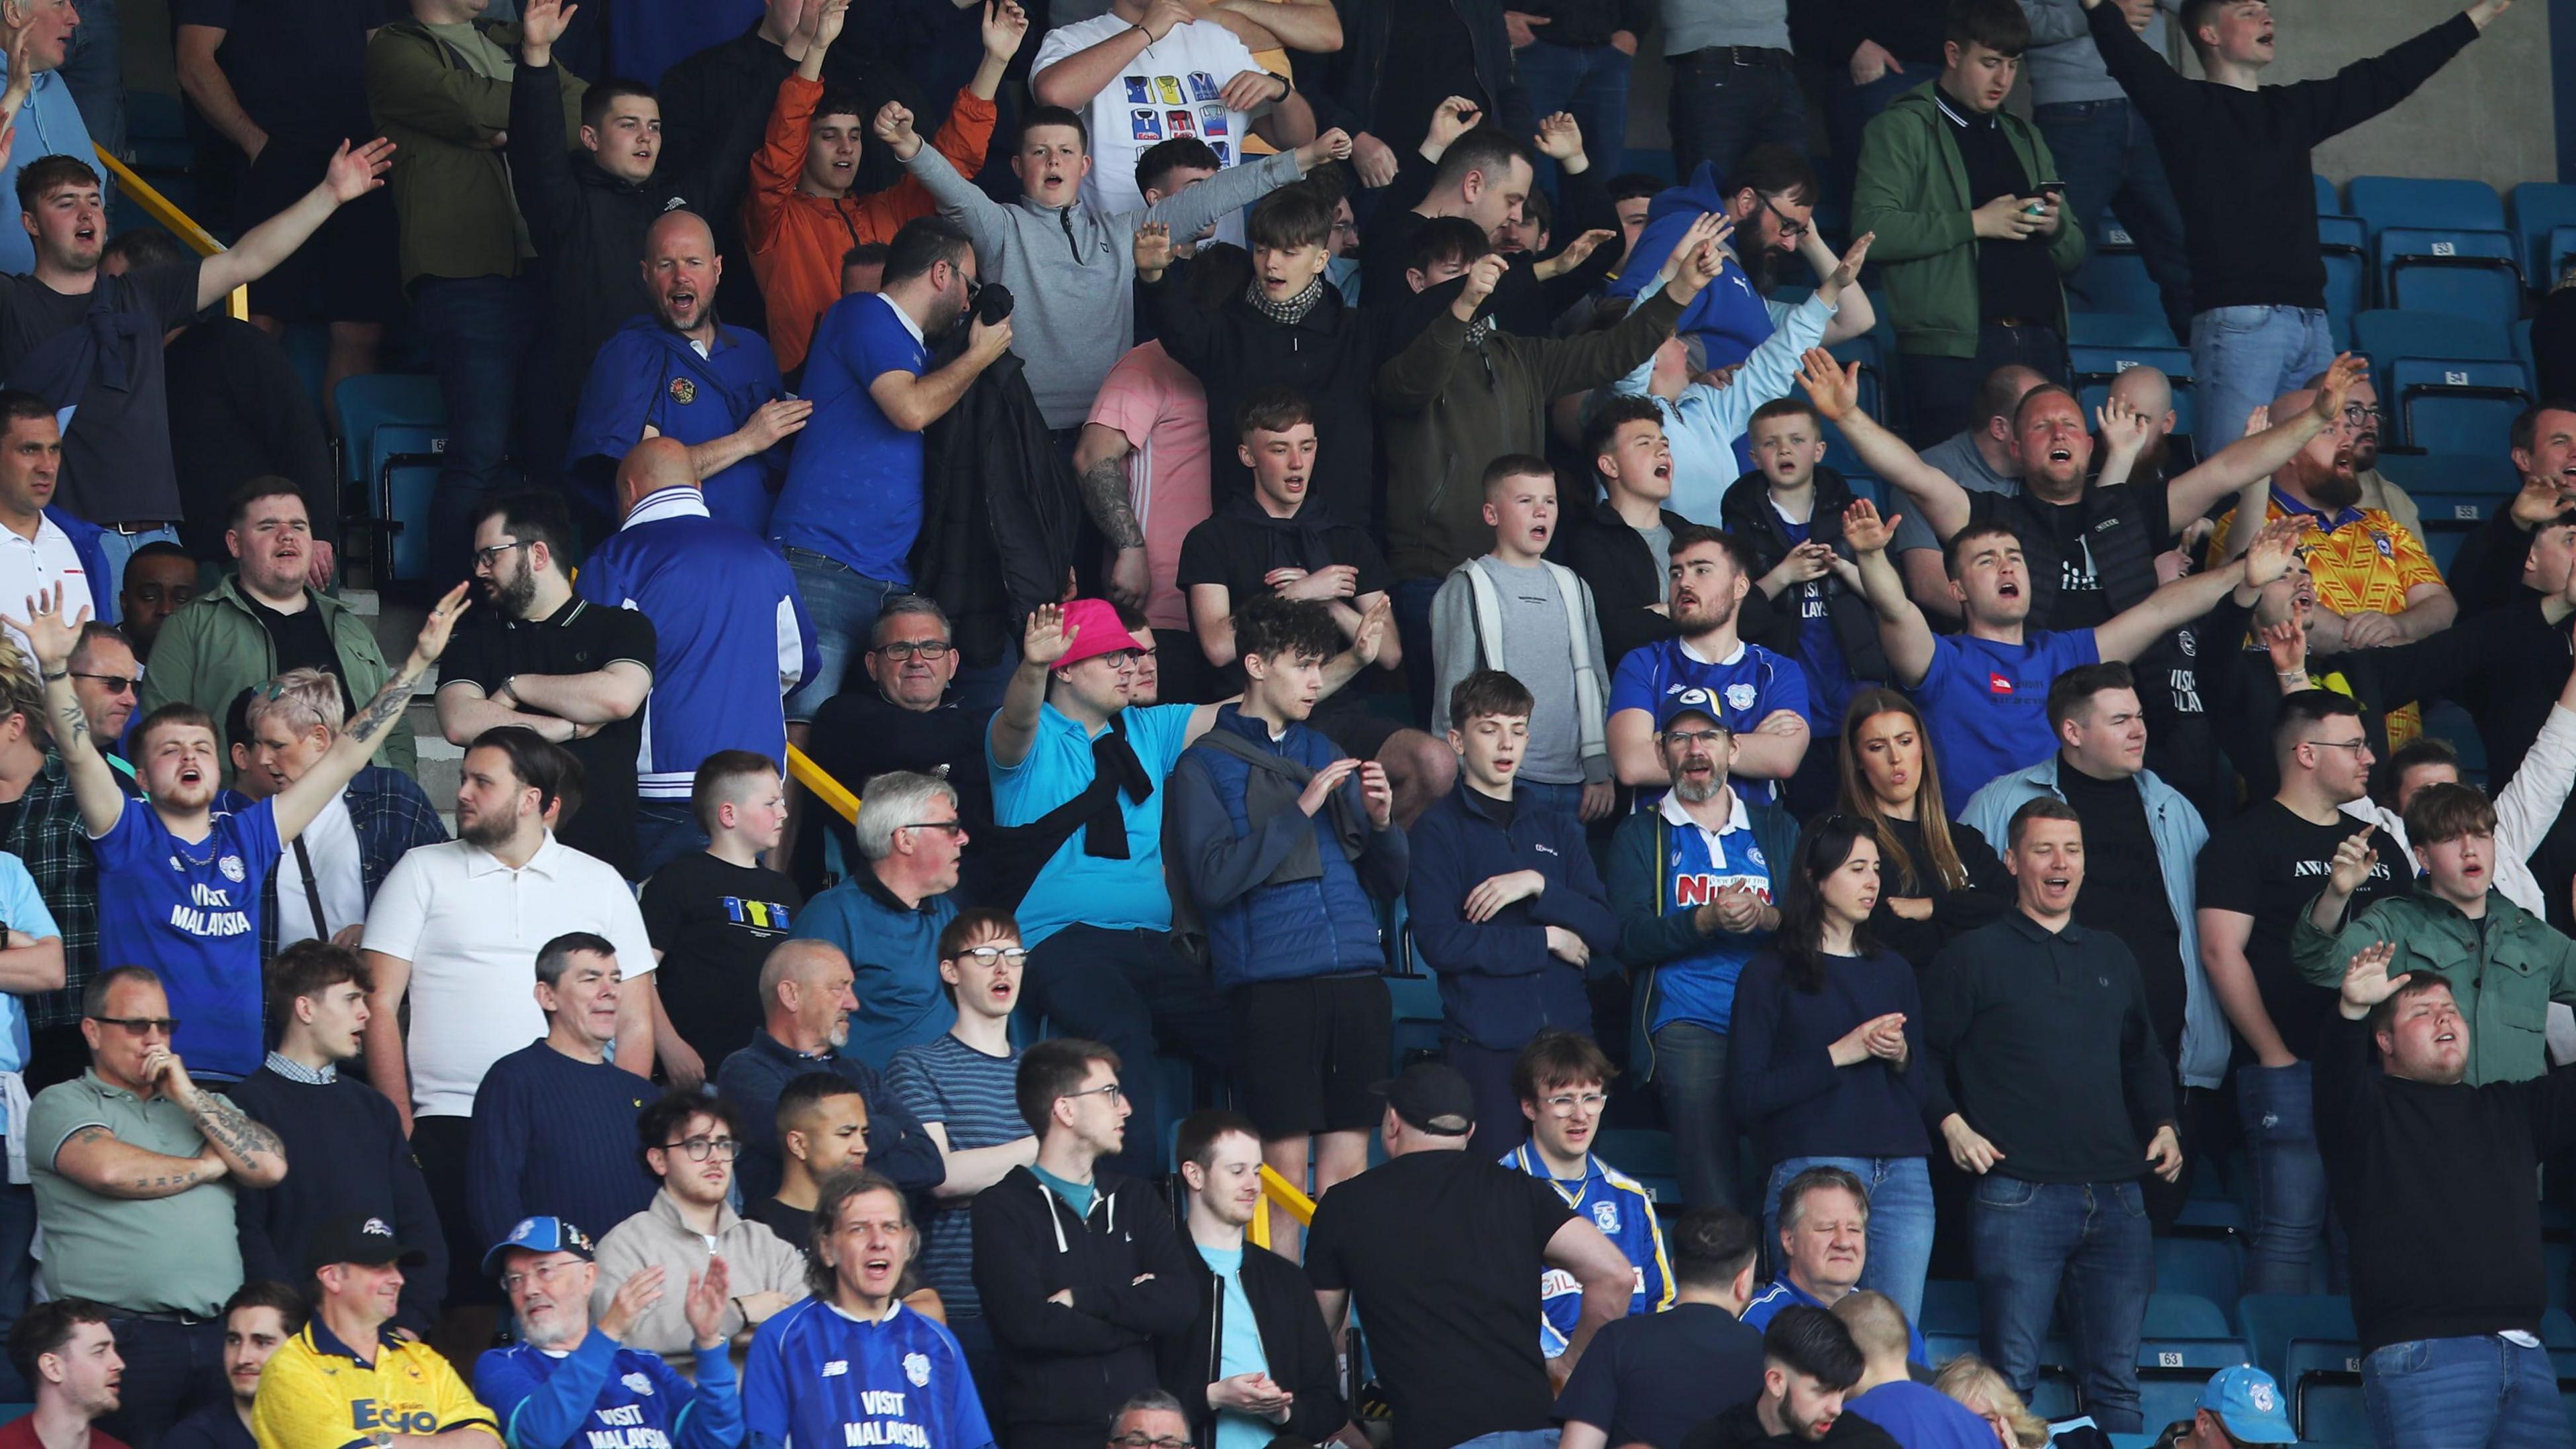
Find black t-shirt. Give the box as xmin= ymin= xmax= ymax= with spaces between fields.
xmin=2195 ymin=800 xmax=2412 ymax=1061
xmin=242 ymin=593 xmax=355 ymax=714
xmin=1177 ymin=501 xmax=1395 ymax=618
xmin=746 ymin=1194 xmax=813 ymax=1253
xmin=806 ymin=688 xmax=995 ymax=830
xmin=2057 ymin=763 xmax=2189 ymax=1065
xmin=1552 ymin=1303 xmax=1765 ymax=1449
xmin=441 ymin=596 xmax=657 ymax=875
xmin=640 ymin=851 xmax=805 ymax=1067
xmin=0 ymin=261 xmax=203 ymax=524
xmin=2037 ymin=500 xmax=2111 ymax=627
xmin=168 ymin=0 xmax=398 ymax=147
xmin=1303 ymin=1150 xmax=1574 ymax=1449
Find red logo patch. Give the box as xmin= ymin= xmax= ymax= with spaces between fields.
xmin=1988 ymin=673 xmax=2015 ymax=696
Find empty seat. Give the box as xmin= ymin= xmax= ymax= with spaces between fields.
xmin=2314 ymin=173 xmax=2343 ymax=219
xmin=1921 ymin=1279 xmax=1981 ymax=1336
xmin=2394 ymin=368 xmax=2531 ymax=454
xmin=1924 ymin=1331 xmax=1979 ymax=1368
xmin=2350 ymin=175 xmax=2509 ymax=235
xmin=2153 ymin=1236 xmax=2243 ymax=1320
xmin=2072 ymin=248 xmax=2169 ymax=323
xmin=2373 ymin=451 xmax=2520 ymax=532
xmin=2512 ymin=181 xmax=2576 ymax=281
xmin=1593 ymin=1128 xmax=1679 ymax=1203
xmin=2239 ymin=1294 xmax=2358 ymax=1379
xmin=2320 ymin=214 xmax=2372 ymax=322
xmin=2351 ymin=308 xmax=2516 ymax=365
xmin=2071 ymin=313 xmax=2182 ymax=348
xmin=2143 ymin=1293 xmax=2235 ymax=1342
xmin=2348 ymin=176 xmax=2520 ymax=328
xmin=2297 ymin=1377 xmax=2370 ymax=1444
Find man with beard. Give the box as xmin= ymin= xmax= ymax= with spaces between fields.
xmin=250 ymin=1216 xmax=496 ymax=1449
xmin=3 ymin=1302 xmax=127 ymax=1449
xmin=2216 ymin=373 xmax=2420 ymax=550
xmin=1605 ymin=527 xmax=1811 ymax=810
xmin=437 ymin=492 xmax=658 ymax=877
xmin=478 ymin=1217 xmax=743 ymax=1449
xmin=566 ymin=217 xmax=811 ymax=535
xmin=1888 ymin=366 xmax=2045 ymax=623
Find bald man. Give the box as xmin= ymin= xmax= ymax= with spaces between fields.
xmin=576 ymin=436 xmax=816 ymax=880
xmin=714 ymin=939 xmax=947 ymax=1201
xmin=566 ymin=209 xmax=812 ymax=534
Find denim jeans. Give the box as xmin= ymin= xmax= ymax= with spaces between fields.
xmin=1652 ymin=1021 xmax=1739 ymax=1210
xmin=0 ymin=1152 xmax=32 ymax=1401
xmin=633 ymin=798 xmax=710 ymax=882
xmin=2237 ymin=1060 xmax=2338 ymax=1295
xmin=415 ymin=274 xmax=538 ymax=584
xmin=93 ymin=525 xmax=182 ymax=606
xmin=1515 ymin=779 xmax=1583 ymax=828
xmin=781 ymin=548 xmax=899 ymax=724
xmin=1668 ymin=52 xmax=1805 ymax=184
xmin=1972 ymin=1176 xmax=2153 ymax=1433
xmin=99 ymin=1316 xmax=226 ymax=1449
xmin=2364 ymin=1335 xmax=2570 ymax=1449
xmin=1900 ymin=322 xmax=2072 ymax=445
xmin=1454 ymin=1432 xmax=1561 ymax=1449
xmin=1762 ymin=1155 xmax=1935 ymax=1328
xmin=2190 ymin=305 xmax=2335 ymax=451
xmin=1513 ymin=41 xmax=1633 ymax=184
xmin=2032 ymin=99 xmax=2192 ymax=344
xmin=1023 ymin=925 xmax=1232 ymax=1178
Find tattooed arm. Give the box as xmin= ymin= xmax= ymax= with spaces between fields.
xmin=52 ymin=1122 xmax=231 ymax=1199
xmin=273 ymin=583 xmax=472 ymax=843
xmin=1 ymin=584 xmax=128 ymax=838
xmin=1072 ymin=423 xmax=1150 ymax=613
xmin=156 ymin=1050 xmax=287 ymax=1187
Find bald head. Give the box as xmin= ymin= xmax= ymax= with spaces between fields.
xmin=2108 ymin=366 xmax=2174 ymax=427
xmin=643 ymin=209 xmax=722 ymax=335
xmin=1829 ymin=1290 xmax=1914 ymax=1371
xmin=616 ymin=437 xmax=699 ymax=517
xmin=760 ymin=938 xmax=848 ymax=1010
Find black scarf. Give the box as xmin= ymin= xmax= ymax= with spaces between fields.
xmin=973 ymin=711 xmax=1156 ymax=910
xmin=1191 ymin=707 xmax=1364 ymax=883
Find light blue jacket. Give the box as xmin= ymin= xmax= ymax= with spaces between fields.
xmin=0 ymin=68 xmax=92 ymax=278
xmin=1609 ymin=289 xmax=1837 ymax=521
xmin=1956 ymin=755 xmax=2226 ymax=1090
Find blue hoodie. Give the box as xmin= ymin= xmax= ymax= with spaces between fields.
xmin=1605 ymin=162 xmax=1789 ymax=372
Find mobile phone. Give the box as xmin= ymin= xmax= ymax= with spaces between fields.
xmin=2017 ymin=181 xmax=2064 ymax=201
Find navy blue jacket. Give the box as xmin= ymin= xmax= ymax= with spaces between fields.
xmin=1404 ymin=782 xmax=1619 ymax=1051
xmin=1169 ymin=706 xmax=1408 ymax=991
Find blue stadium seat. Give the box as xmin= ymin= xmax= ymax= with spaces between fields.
xmin=1924 ymin=1331 xmax=1978 ymax=1368
xmin=2142 ymin=1294 xmax=2234 ymax=1342
xmin=2349 ymin=174 xmax=2509 ymax=235
xmin=1921 ymin=1279 xmax=1981 ymax=1336
xmin=333 ymin=372 xmax=449 ymax=581
xmin=2351 ymin=309 xmax=2516 ymax=365
xmin=2512 ymin=182 xmax=2576 ymax=281
xmin=2320 ymin=214 xmax=2372 ymax=323
xmin=1384 ymin=951 xmax=1444 ymax=1073
xmin=2548 ymin=1239 xmax=2571 ymax=1311
xmin=2520 ymin=317 xmax=2539 ymax=376
xmin=1593 ymin=1128 xmax=1679 ymax=1203
xmin=2239 ymin=1295 xmax=2358 ymax=1380
xmin=2070 ymin=313 xmax=2182 ymax=348
xmin=2133 ymin=1380 xmax=2207 ymax=1440
xmin=2393 ymin=366 xmax=2532 ymax=454
xmin=2314 ymin=174 xmax=2343 ymax=219
xmin=2297 ymin=1377 xmax=2369 ymax=1444
xmin=2347 ymin=176 xmax=2520 ymax=329
xmin=2071 ymin=220 xmax=2169 ymax=323
xmin=2373 ymin=452 xmax=2520 ymax=536
xmin=2153 ymin=1237 xmax=2242 ymax=1321
xmin=2025 ymin=1370 xmax=2080 ymax=1420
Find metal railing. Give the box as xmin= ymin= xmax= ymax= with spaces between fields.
xmin=1248 ymin=1165 xmax=1316 ymax=1250
xmin=786 ymin=743 xmax=860 ymax=824
xmin=93 ymin=147 xmax=249 ymax=321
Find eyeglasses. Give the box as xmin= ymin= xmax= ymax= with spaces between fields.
xmin=2306 ymin=737 xmax=2374 ymax=755
xmin=1087 ymin=649 xmax=1142 ymax=669
xmin=1760 ymin=193 xmax=1809 ymax=242
xmin=1061 ymin=1081 xmax=1126 ymax=1105
xmin=473 ymin=539 xmax=533 ymax=569
xmin=496 ymin=1259 xmax=586 ymax=1293
xmin=2341 ymin=404 xmax=2383 ymax=426
xmin=1663 ymin=729 xmax=1729 ymax=747
xmin=1540 ymin=1091 xmax=1609 ymax=1116
xmin=89 ymin=1016 xmax=178 ymax=1036
xmin=660 ymin=1135 xmax=742 ymax=1161
xmin=873 ymin=640 xmax=954 ymax=661
xmin=1110 ymin=1436 xmax=1191 ymax=1449
xmin=954 ymin=945 xmax=1028 ymax=965
xmin=900 ymin=820 xmax=968 ymax=837
xmin=70 ymin=672 xmax=141 ymax=695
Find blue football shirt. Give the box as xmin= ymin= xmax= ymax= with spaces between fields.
xmin=93 ymin=796 xmax=280 ymax=1079
xmin=772 ymin=292 xmax=930 ymax=584
xmin=1911 ymin=630 xmax=2101 ymax=806
xmin=1606 ymin=637 xmax=1810 ymax=806
xmin=745 ymin=1298 xmax=993 ymax=1449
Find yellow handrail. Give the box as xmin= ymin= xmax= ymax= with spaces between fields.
xmin=93 ymin=147 xmax=249 ymax=321
xmin=1247 ymin=1164 xmax=1316 ymax=1250
xmin=787 ymin=742 xmax=860 ymax=824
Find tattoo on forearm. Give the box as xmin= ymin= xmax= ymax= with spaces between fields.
xmin=191 ymin=1091 xmax=283 ymax=1163
xmin=1077 ymin=457 xmax=1147 ymax=550
xmin=52 ymin=696 xmax=89 ymax=755
xmin=347 ymin=667 xmax=419 ymax=744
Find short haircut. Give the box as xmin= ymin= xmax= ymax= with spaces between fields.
xmin=1519 ymin=185 xmax=1554 ymax=236
xmin=1946 ymin=0 xmax=2032 ymax=54
xmin=637 ymin=1087 xmax=738 ymax=1171
xmin=814 ymin=89 xmax=870 ymax=126
xmin=936 ymin=906 xmax=1021 ymax=961
xmin=1173 ymin=1108 xmax=1262 ymax=1172
xmin=1778 ymin=1165 xmax=1870 ymax=1233
xmin=1763 ymin=1304 xmax=1866 ymax=1393
xmin=535 ymin=931 xmax=616 ymax=990
xmin=1668 ymin=1208 xmax=1760 ymax=1292
xmin=1668 ymin=523 xmax=1758 ymax=578
xmin=1409 ymin=215 xmax=1491 ymax=277
xmin=2044 ymin=661 xmax=2137 ymax=731
xmin=871 ymin=595 xmax=953 ymax=647
xmin=841 ymin=241 xmax=888 ymax=274
xmin=472 ymin=490 xmax=575 ymax=574
xmin=1606 ymin=172 xmax=1665 ymax=206
xmin=2006 ymin=795 xmax=2082 ymax=849
xmin=883 ymin=215 xmax=975 ymax=288
xmin=1137 ymin=136 xmax=1222 ymax=198
xmin=1233 ymin=594 xmax=1340 ymax=671
xmin=1110 ymin=1393 xmax=1189 ymax=1435
xmin=1018 ymin=105 xmax=1089 ymax=150
xmin=777 ymin=1071 xmax=865 ymax=1143
xmin=2383 ymin=734 xmax=2462 ymax=804
xmin=0 ymin=631 xmax=38 ymax=739
xmin=1975 ymin=367 xmax=2041 ymax=427
xmin=1584 ymin=394 xmax=1666 ymax=479
xmin=2010 ymin=383 xmax=2080 ymax=435
xmin=2178 ymin=0 xmax=2228 ymax=58
xmin=1831 ymin=1291 xmax=1914 ymax=1365
xmin=1450 ymin=668 xmax=1534 ymax=727
xmin=1942 ymin=519 xmax=2023 ymax=580
xmin=15 ymin=154 xmax=99 ymax=213
xmin=1430 ymin=127 xmax=1535 ymax=197
xmin=103 ymin=227 xmax=192 ymax=271
xmin=2404 ymin=779 xmax=2497 ymax=847
xmin=7 ymin=1298 xmax=111 ymax=1388
xmin=1016 ymin=1037 xmax=1120 ymax=1137
xmin=227 ymin=476 xmax=309 ymax=531
xmin=470 ymin=725 xmax=576 ymax=816
xmin=581 ymin=78 xmax=657 ymax=133
xmin=1748 ymin=396 xmax=1821 ymax=435
xmin=853 ymin=770 xmax=959 ymax=862
xmin=223 ymin=1280 xmax=310 ymax=1340
xmin=1511 ymin=1028 xmax=1615 ymax=1104
xmin=1236 ymin=385 xmax=1316 ymax=441
xmin=1481 ymin=453 xmax=1555 ymax=499
xmin=68 ymin=622 xmax=129 ymax=677
xmin=2273 ymin=690 xmax=2364 ymax=761
xmin=2365 ymin=970 xmax=2454 ymax=1038
xmin=244 ymin=667 xmax=345 ymax=741
xmin=2511 ymin=401 xmax=2576 ymax=457
xmin=125 ymin=540 xmax=194 ymax=580
xmin=1729 ymin=144 xmax=1819 ymax=210
xmin=81 ymin=965 xmax=160 ymax=1021
xmin=691 ymin=749 xmax=780 ymax=835
xmin=0 ymin=390 xmax=52 ymax=443
xmin=1248 ymin=182 xmax=1334 ymax=252
xmin=759 ymin=939 xmax=845 ymax=1015
xmin=266 ymin=938 xmax=373 ymax=1028
xmin=806 ymin=1168 xmax=912 ymax=1297
xmin=131 ymin=702 xmax=217 ymax=759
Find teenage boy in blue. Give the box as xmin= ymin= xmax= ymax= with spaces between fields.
xmin=478 ymin=1216 xmax=745 ymax=1449
xmin=746 ymin=1171 xmax=992 ymax=1449
xmin=1604 ymin=526 xmax=1810 ymax=810
xmin=9 ymin=580 xmax=470 ymax=1083
xmin=1501 ymin=1030 xmax=1672 ymax=1363
xmin=1407 ymin=669 xmax=1619 ymax=1159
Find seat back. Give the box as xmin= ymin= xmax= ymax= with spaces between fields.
xmin=2070 ymin=313 xmax=2183 ymax=347
xmin=2151 ymin=1236 xmax=2243 ymax=1320
xmin=2383 ymin=229 xmax=2524 ymax=329
xmin=2319 ymin=215 xmax=2372 ymax=321
xmin=2349 ymin=175 xmax=2508 ymax=235
xmin=2512 ymin=181 xmax=2576 ymax=280
xmin=2238 ymin=1295 xmax=2358 ymax=1379
xmin=2352 ymin=309 xmax=2514 ymax=365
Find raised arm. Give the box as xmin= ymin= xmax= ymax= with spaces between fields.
xmin=2166 ymin=355 xmax=2363 ymax=526
xmin=2094 ymin=516 xmax=2301 ymax=662
xmin=199 ymin=139 xmax=396 ymax=311
xmin=989 ymin=604 xmax=1075 ymax=771
xmin=1031 ymin=0 xmax=1192 ymax=107
xmin=273 ymin=584 xmax=470 ymax=842
xmin=1801 ymin=229 xmax=1878 ymax=343
xmin=7 ymin=586 xmax=127 ymax=836
xmin=1840 ymin=499 xmax=1938 ymax=686
xmin=1802 ymin=350 xmax=1971 ymax=541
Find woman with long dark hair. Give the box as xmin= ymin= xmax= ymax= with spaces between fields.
xmin=1835 ymin=688 xmax=2008 ymax=970
xmin=1727 ymin=814 xmax=1935 ymax=1323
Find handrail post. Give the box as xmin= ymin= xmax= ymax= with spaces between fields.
xmin=92 ymin=146 xmax=249 ymax=321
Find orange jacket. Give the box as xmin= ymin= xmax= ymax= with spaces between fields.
xmin=745 ymin=74 xmax=997 ymax=372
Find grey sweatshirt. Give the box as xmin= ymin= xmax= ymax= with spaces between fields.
xmin=2020 ymin=0 xmax=2172 ymax=106
xmin=903 ymin=143 xmax=1304 ymax=427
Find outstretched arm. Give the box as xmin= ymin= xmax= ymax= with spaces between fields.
xmin=1842 ymin=499 xmax=1938 ymax=686
xmin=6 ymin=586 xmax=125 ymax=836
xmin=199 ymin=140 xmax=396 ymax=310
xmin=2095 ymin=516 xmax=2303 ymax=661
xmin=274 ymin=584 xmax=472 ymax=842
xmin=1801 ymin=349 xmax=1971 ymax=542
xmin=2166 ymin=355 xmax=2363 ymax=527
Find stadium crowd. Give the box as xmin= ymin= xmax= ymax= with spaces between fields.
xmin=0 ymin=0 xmax=2553 ymax=1445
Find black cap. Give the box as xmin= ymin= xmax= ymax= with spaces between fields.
xmin=1373 ymin=1063 xmax=1475 ymax=1136
xmin=305 ymin=1212 xmax=427 ymax=1275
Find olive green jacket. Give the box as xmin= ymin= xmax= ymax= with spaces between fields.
xmin=2294 ymin=885 xmax=2576 ymax=1085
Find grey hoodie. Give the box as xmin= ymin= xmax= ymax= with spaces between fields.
xmin=2020 ymin=0 xmax=2172 ymax=106
xmin=903 ymin=143 xmax=1304 ymax=427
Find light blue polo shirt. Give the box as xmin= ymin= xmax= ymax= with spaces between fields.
xmin=989 ymin=700 xmax=1196 ymax=946
xmin=0 ymin=851 xmax=58 ymax=1106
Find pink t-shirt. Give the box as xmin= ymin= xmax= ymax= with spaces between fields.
xmin=1087 ymin=341 xmax=1212 ymax=633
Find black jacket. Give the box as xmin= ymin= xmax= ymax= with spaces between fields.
xmin=970 ymin=1168 xmax=1201 ymax=1446
xmin=165 ymin=319 xmax=339 ymax=560
xmin=1545 ymin=496 xmax=1693 ymax=667
xmin=1682 ymin=1401 xmax=1900 ymax=1449
xmin=1719 ymin=467 xmax=1893 ymax=700
xmin=1291 ymin=0 xmax=1525 ymax=149
xmin=1509 ymin=0 xmax=1652 ymax=50
xmin=912 ymin=348 xmax=1085 ymax=668
xmin=1153 ymin=1239 xmax=1346 ymax=1448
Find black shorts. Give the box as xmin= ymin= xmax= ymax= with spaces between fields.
xmin=1228 ymin=973 xmax=1393 ymax=1140
xmin=239 ymin=138 xmax=402 ymax=326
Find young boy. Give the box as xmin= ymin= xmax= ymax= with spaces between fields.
xmin=1406 ymin=669 xmax=1620 ymax=1155
xmin=1430 ymin=457 xmax=1615 ymax=824
xmin=1169 ymin=595 xmax=1409 ymax=1250
xmin=1501 ymin=1030 xmax=1672 ymax=1366
xmin=639 ymin=751 xmax=805 ymax=1075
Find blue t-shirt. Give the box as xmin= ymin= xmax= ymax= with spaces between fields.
xmin=1744 ymin=1277 xmax=1927 ymax=1364
xmin=0 ymin=852 xmax=58 ymax=1086
xmin=1776 ymin=517 xmax=1854 ymax=737
xmin=991 ymin=701 xmax=1197 ymax=946
xmin=1197 ymin=1245 xmax=1275 ymax=1449
xmin=93 ymin=797 xmax=280 ymax=1080
xmin=1606 ymin=637 xmax=1809 ymax=806
xmin=1844 ymin=1381 xmax=1996 ymax=1449
xmin=745 ymin=1299 xmax=994 ymax=1449
xmin=1500 ymin=1145 xmax=1672 ymax=1357
xmin=477 ymin=1331 xmax=739 ymax=1449
xmin=1911 ymin=629 xmax=2102 ymax=806
xmin=771 ymin=292 xmax=930 ymax=584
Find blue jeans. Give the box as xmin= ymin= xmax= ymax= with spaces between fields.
xmin=415 ymin=274 xmax=538 ymax=584
xmin=633 ymin=798 xmax=710 ymax=882
xmin=1668 ymin=50 xmax=1805 ymax=184
xmin=1762 ymin=1155 xmax=1935 ymax=1328
xmin=93 ymin=525 xmax=181 ymax=608
xmin=1972 ymin=1177 xmax=2153 ymax=1433
xmin=1513 ymin=41 xmax=1633 ymax=184
xmin=2237 ymin=1060 xmax=2336 ymax=1295
xmin=1651 ymin=1022 xmax=1738 ymax=1210
xmin=2033 ymin=99 xmax=2192 ymax=344
xmin=781 ymin=549 xmax=898 ymax=724
xmin=0 ymin=1149 xmax=32 ymax=1401
xmin=1515 ymin=779 xmax=1582 ymax=828
xmin=2365 ymin=1335 xmax=2571 ymax=1449
xmin=2190 ymin=305 xmax=2334 ymax=451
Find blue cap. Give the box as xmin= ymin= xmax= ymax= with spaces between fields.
xmin=2198 ymin=1367 xmax=2296 ymax=1444
xmin=483 ymin=1216 xmax=596 ymax=1277
xmin=1656 ymin=686 xmax=1731 ymax=733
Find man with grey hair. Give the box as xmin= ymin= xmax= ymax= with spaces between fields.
xmin=1104 ymin=1393 xmax=1191 ymax=1449
xmin=790 ymin=771 xmax=966 ymax=1070
xmin=806 ymin=596 xmax=994 ymax=879
xmin=223 ymin=667 xmax=447 ymax=956
xmin=716 ymin=938 xmax=946 ymax=1203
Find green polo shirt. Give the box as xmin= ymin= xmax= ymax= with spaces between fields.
xmin=28 ymin=1070 xmax=239 ymax=1314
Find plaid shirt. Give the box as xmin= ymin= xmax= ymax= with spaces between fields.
xmin=16 ymin=751 xmax=98 ymax=1032
xmin=225 ymin=765 xmax=449 ymax=963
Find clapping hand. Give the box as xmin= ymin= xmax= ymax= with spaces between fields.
xmin=684 ymin=1256 xmax=733 ymax=1350
xmin=596 ymin=1266 xmax=668 ymax=1342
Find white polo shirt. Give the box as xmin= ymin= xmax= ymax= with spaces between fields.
xmin=358 ymin=832 xmax=655 ymax=1118
xmin=0 ymin=514 xmax=90 ymax=657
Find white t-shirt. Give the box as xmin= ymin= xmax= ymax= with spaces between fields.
xmin=1032 ymin=13 xmax=1269 ymax=220
xmin=0 ymin=515 xmax=90 ymax=659
xmin=273 ymin=790 xmax=366 ymax=949
xmin=358 ymin=833 xmax=655 ymax=1118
